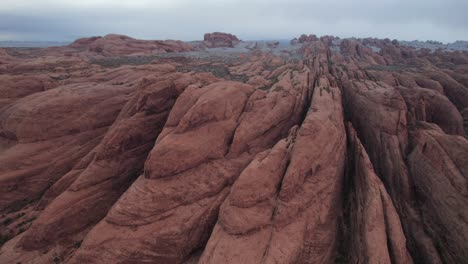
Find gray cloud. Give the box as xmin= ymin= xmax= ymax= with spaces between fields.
xmin=1 ymin=0 xmax=467 ymax=42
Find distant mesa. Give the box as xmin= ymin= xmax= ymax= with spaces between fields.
xmin=68 ymin=34 xmax=194 ymax=56
xmin=203 ymin=32 xmax=240 ymax=48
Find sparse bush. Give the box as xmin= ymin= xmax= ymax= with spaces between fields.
xmin=334 ymin=253 xmax=348 ymax=263
xmin=273 ymin=85 xmax=284 ymax=92
xmin=0 ymin=233 xmax=12 ymax=247
xmin=2 ymin=218 xmax=12 ymax=226
xmin=426 ymin=40 xmax=443 ymax=45
xmin=73 ymin=240 xmax=82 ymax=249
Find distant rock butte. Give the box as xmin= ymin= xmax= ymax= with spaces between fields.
xmin=298 ymin=34 xmax=318 ymax=43
xmin=203 ymin=32 xmax=240 ymax=48
xmin=0 ymin=33 xmax=467 ymax=264
xmin=68 ymin=34 xmax=195 ymax=56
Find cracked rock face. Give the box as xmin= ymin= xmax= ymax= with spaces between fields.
xmin=0 ymin=33 xmax=467 ymax=264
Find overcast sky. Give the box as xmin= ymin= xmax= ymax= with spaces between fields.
xmin=0 ymin=0 xmax=467 ymax=42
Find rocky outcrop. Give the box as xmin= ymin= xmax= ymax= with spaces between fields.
xmin=0 ymin=74 xmax=58 ymax=109
xmin=397 ymin=85 xmax=464 ymax=135
xmin=298 ymin=34 xmax=318 ymax=43
xmin=0 ymin=82 xmax=132 ymax=210
xmin=407 ymin=124 xmax=468 ymax=264
xmin=200 ymin=78 xmax=346 ymax=264
xmin=0 ymin=33 xmax=467 ymax=264
xmin=344 ymin=123 xmax=413 ymax=264
xmin=17 ymin=66 xmax=194 ymax=253
xmin=203 ymin=32 xmax=240 ymax=48
xmin=68 ymin=81 xmax=256 ymax=263
xmin=69 ymin=34 xmax=194 ymax=57
xmin=342 ymin=79 xmax=444 ymax=263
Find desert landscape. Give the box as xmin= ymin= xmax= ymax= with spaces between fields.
xmin=0 ymin=31 xmax=467 ymax=264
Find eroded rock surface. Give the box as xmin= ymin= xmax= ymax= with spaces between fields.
xmin=0 ymin=33 xmax=467 ymax=264
xmin=200 ymin=78 xmax=346 ymax=264
xmin=344 ymin=124 xmax=413 ymax=264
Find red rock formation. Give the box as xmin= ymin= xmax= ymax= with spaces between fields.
xmin=407 ymin=124 xmax=468 ymax=264
xmin=0 ymin=74 xmax=58 ymax=109
xmin=203 ymin=32 xmax=240 ymax=48
xmin=0 ymin=33 xmax=467 ymax=264
xmin=200 ymin=78 xmax=346 ymax=264
xmin=342 ymin=79 xmax=444 ymax=263
xmin=397 ymin=86 xmax=464 ymax=135
xmin=345 ymin=123 xmax=413 ymax=264
xmin=0 ymin=83 xmax=132 ymax=211
xmin=68 ymin=34 xmax=194 ymax=57
xmin=17 ymin=66 xmax=195 ymax=253
xmin=298 ymin=34 xmax=318 ymax=43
